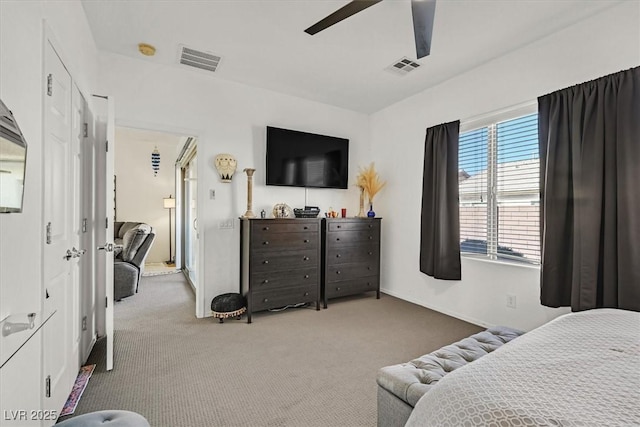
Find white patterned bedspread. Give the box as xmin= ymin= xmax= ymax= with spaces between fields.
xmin=405 ymin=309 xmax=640 ymax=427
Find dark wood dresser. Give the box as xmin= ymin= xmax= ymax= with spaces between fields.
xmin=240 ymin=218 xmax=321 ymax=323
xmin=321 ymin=218 xmax=381 ymax=308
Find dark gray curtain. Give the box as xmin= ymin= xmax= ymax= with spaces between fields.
xmin=538 ymin=67 xmax=640 ymax=312
xmin=420 ymin=120 xmax=461 ymax=280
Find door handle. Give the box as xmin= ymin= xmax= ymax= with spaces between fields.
xmin=63 ymin=249 xmax=73 ymax=261
xmin=71 ymin=247 xmax=86 ymax=258
xmin=97 ymin=242 xmax=115 ymax=252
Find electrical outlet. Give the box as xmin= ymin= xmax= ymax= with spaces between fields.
xmin=506 ymin=294 xmax=517 ymax=309
xmin=82 ymin=316 xmax=87 ymax=331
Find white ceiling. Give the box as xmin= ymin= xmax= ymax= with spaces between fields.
xmin=81 ymin=0 xmax=620 ymax=114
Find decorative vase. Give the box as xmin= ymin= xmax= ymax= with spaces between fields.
xmin=357 ymin=188 xmax=366 ymax=218
xmin=367 ymin=203 xmax=376 ymax=218
xmin=243 ymin=168 xmax=256 ymax=218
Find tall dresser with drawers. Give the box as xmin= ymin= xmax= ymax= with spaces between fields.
xmin=240 ymin=218 xmax=321 ymax=323
xmin=321 ymin=218 xmax=381 ymax=308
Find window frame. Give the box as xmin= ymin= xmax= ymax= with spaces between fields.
xmin=458 ymin=102 xmax=540 ymax=266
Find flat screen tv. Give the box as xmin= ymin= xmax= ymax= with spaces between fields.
xmin=266 ymin=126 xmax=348 ymax=189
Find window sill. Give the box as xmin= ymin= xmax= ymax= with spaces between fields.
xmin=461 ymin=254 xmax=541 ymax=270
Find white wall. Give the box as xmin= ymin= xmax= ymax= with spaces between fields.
xmin=0 ymin=1 xmax=98 ymax=321
xmin=114 ymin=128 xmax=182 ymax=263
xmin=98 ymin=55 xmax=371 ymax=317
xmin=370 ymin=1 xmax=640 ymax=331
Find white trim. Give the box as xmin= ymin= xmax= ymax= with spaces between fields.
xmin=460 ymin=100 xmax=537 ymax=133
xmin=380 ymin=288 xmax=494 ymax=329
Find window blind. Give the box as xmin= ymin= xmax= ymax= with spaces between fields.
xmin=458 ymin=113 xmax=540 ymax=264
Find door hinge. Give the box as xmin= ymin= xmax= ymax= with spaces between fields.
xmin=83 ymin=123 xmax=88 ymax=138
xmin=105 ymin=297 xmax=108 ymax=308
xmin=105 ymin=218 xmax=108 ymax=229
xmin=82 ymin=218 xmax=87 ymax=233
xmin=46 ymin=222 xmax=52 ymax=244
xmin=45 ymin=375 xmax=51 ymax=398
xmin=105 ymin=140 xmax=109 ymax=152
xmin=47 ymin=74 xmax=53 ymax=96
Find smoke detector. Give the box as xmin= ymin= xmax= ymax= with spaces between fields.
xmin=178 ymin=45 xmax=222 ymax=73
xmin=385 ymin=57 xmax=421 ymax=76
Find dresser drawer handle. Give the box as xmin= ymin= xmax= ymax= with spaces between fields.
xmin=367 ymin=282 xmax=371 ymax=286
xmin=336 ymin=254 xmax=341 ymax=258
xmin=367 ymin=266 xmax=371 ymax=270
xmin=368 ymin=224 xmax=373 ymax=228
xmin=263 ymin=298 xmax=269 ymax=303
xmin=263 ymin=260 xmax=269 ymax=264
xmin=303 ymin=256 xmax=309 ymax=261
xmin=304 ymin=239 xmax=310 ymax=243
xmin=304 ymin=275 xmax=309 ymax=279
xmin=337 ymin=225 xmax=341 ymax=228
xmin=368 ymin=251 xmax=373 ymax=255
xmin=336 ymin=238 xmax=340 ymax=241
xmin=263 ymin=279 xmax=269 ymax=284
xmin=336 ymin=287 xmax=341 ymax=291
xmin=368 ymin=236 xmax=373 ymax=240
xmin=263 ymin=241 xmax=269 ymax=245
xmin=304 ymin=292 xmax=309 ymax=296
xmin=263 ymin=226 xmax=269 ymax=231
xmin=336 ymin=271 xmax=341 ymax=275
xmin=304 ymin=226 xmax=308 ymax=230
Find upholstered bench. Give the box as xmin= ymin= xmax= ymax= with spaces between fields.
xmin=376 ymin=326 xmax=524 ymax=427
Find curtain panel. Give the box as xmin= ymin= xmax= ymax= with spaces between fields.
xmin=420 ymin=120 xmax=461 ymax=280
xmin=538 ymin=67 xmax=640 ymax=311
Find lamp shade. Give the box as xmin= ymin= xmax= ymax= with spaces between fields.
xmin=163 ymin=197 xmax=175 ymax=209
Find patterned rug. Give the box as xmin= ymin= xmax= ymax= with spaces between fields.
xmin=60 ymin=365 xmax=96 ymax=416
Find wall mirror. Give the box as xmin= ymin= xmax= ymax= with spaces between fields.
xmin=0 ymin=99 xmax=28 ymax=213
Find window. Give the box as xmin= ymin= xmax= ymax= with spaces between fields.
xmin=458 ymin=112 xmax=540 ymax=264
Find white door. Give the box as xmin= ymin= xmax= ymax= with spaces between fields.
xmin=184 ymin=156 xmax=198 ymax=287
xmin=95 ymin=96 xmax=116 ymax=371
xmin=42 ymin=40 xmax=78 ymax=417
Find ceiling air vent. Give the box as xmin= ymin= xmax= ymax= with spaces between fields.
xmin=385 ymin=57 xmax=421 ymax=76
xmin=178 ymin=45 xmax=221 ymax=73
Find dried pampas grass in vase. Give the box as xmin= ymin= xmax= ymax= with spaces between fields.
xmin=356 ymin=162 xmax=386 ymax=217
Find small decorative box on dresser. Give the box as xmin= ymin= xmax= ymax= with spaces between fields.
xmin=240 ymin=218 xmax=321 ymax=323
xmin=321 ymin=218 xmax=381 ymax=308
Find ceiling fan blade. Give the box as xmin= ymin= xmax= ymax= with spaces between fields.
xmin=305 ymin=0 xmax=383 ymax=35
xmin=411 ymin=0 xmax=436 ymax=59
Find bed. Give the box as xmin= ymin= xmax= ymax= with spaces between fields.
xmin=405 ymin=308 xmax=640 ymax=426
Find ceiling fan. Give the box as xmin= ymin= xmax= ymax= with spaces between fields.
xmin=304 ymin=0 xmax=436 ymax=60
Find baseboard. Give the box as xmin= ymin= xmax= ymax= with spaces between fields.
xmin=380 ymin=287 xmax=493 ymax=329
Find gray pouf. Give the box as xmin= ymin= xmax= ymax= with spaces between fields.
xmin=211 ymin=292 xmax=246 ymax=323
xmin=56 ymin=410 xmax=150 ymax=427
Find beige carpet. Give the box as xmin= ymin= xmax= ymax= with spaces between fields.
xmin=59 ymin=273 xmax=482 ymax=427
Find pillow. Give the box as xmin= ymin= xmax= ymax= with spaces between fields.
xmin=118 ymin=222 xmax=141 ymax=239
xmin=121 ymin=228 xmax=148 ymax=262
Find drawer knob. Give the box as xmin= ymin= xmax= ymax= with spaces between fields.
xmin=337 ymin=225 xmax=341 ymax=228
xmin=304 ymin=226 xmax=308 ymax=230
xmin=304 ymin=292 xmax=309 ymax=296
xmin=368 ymin=266 xmax=371 ymax=270
xmin=336 ymin=254 xmax=341 ymax=258
xmin=336 ymin=238 xmax=340 ymax=241
xmin=263 ymin=241 xmax=269 ymax=245
xmin=263 ymin=298 xmax=269 ymax=303
xmin=336 ymin=271 xmax=341 ymax=275
xmin=303 ymin=256 xmax=309 ymax=261
xmin=368 ymin=251 xmax=373 ymax=255
xmin=368 ymin=224 xmax=373 ymax=228
xmin=263 ymin=260 xmax=269 ymax=264
xmin=304 ymin=239 xmax=310 ymax=243
xmin=336 ymin=287 xmax=341 ymax=291
xmin=369 ymin=236 xmax=373 ymax=240
xmin=263 ymin=279 xmax=269 ymax=284
xmin=304 ymin=275 xmax=309 ymax=279
xmin=263 ymin=226 xmax=269 ymax=231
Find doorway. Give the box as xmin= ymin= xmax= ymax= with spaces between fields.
xmin=177 ymin=138 xmax=198 ymax=291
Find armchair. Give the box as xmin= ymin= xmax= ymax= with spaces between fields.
xmin=114 ymin=222 xmax=155 ymax=301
